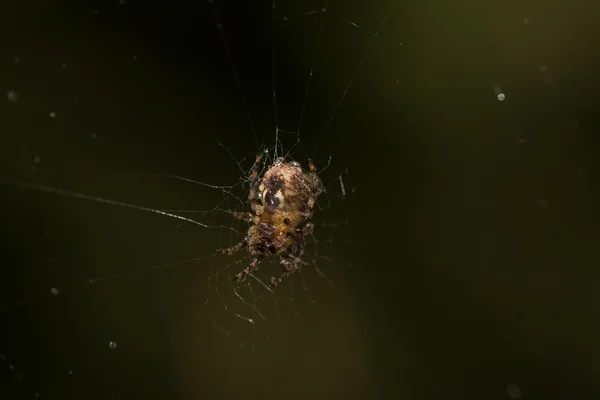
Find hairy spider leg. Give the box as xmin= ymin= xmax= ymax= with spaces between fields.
xmin=268 ymin=224 xmax=314 ymax=288
xmin=216 ymin=152 xmax=269 ymax=281
xmin=215 ymin=238 xmax=248 ymax=256
xmin=248 ymin=150 xmax=267 ymax=213
xmin=215 ymin=212 xmax=256 ymax=255
xmin=269 ymin=258 xmax=298 ymax=289
xmin=232 ymin=255 xmax=263 ymax=283
xmin=301 ymin=223 xmax=314 ymax=236
xmin=269 ymin=269 xmax=292 ymax=289
xmin=230 ymin=211 xmax=256 ymax=223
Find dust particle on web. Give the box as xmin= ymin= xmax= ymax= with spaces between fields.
xmin=50 ymin=287 xmax=59 ymax=295
xmin=7 ymin=90 xmax=18 ymax=102
xmin=506 ymin=384 xmax=522 ymax=399
xmin=49 ymin=111 xmax=56 ymax=118
xmin=108 ymin=341 xmax=117 ymax=349
xmin=493 ymin=84 xmax=505 ymax=101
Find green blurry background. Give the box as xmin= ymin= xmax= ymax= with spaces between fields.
xmin=1 ymin=0 xmax=599 ymax=399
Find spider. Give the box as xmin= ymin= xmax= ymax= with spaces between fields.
xmin=216 ymin=151 xmax=323 ymax=289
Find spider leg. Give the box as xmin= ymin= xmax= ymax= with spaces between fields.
xmin=248 ymin=149 xmax=267 ymax=213
xmin=215 ymin=238 xmax=249 ymax=256
xmin=299 ymin=222 xmax=314 ymax=236
xmin=269 ymin=270 xmax=291 ymax=289
xmin=232 ymin=255 xmax=263 ymax=283
xmin=231 ymin=211 xmax=256 ymax=223
xmin=269 ymin=259 xmax=297 ymax=289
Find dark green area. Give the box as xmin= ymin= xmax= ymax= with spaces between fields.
xmin=1 ymin=0 xmax=599 ymax=399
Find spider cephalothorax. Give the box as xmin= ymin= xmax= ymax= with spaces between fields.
xmin=216 ymin=153 xmax=323 ymax=289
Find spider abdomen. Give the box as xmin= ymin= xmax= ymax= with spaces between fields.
xmin=259 ymin=161 xmax=322 ymax=225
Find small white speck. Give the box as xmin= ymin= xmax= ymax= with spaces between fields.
xmin=68 ymin=370 xmax=73 ymax=375
xmin=109 ymin=341 xmax=117 ymax=349
xmin=8 ymin=364 xmax=14 ymax=370
xmin=61 ymin=63 xmax=67 ymax=69
xmin=119 ymin=0 xmax=126 ymax=4
xmin=493 ymin=84 xmax=505 ymax=101
xmin=50 ymin=287 xmax=59 ymax=295
xmin=506 ymin=384 xmax=522 ymax=399
xmin=7 ymin=90 xmax=18 ymax=102
xmin=539 ymin=64 xmax=548 ymax=73
xmin=283 ymin=16 xmax=288 ymax=21
xmin=322 ymin=7 xmax=326 ymax=12
xmin=49 ymin=111 xmax=56 ymax=118
xmin=132 ymin=55 xmax=138 ymax=61
xmin=395 ymin=79 xmax=400 ymax=84
xmin=399 ymin=42 xmax=403 ymax=46
xmin=523 ymin=18 xmax=530 ymax=25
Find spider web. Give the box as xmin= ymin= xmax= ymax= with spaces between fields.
xmin=0 ymin=0 xmax=391 ymax=398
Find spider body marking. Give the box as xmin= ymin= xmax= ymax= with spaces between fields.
xmin=216 ymin=154 xmax=323 ymax=289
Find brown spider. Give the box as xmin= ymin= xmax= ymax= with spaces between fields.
xmin=216 ymin=152 xmax=323 ymax=289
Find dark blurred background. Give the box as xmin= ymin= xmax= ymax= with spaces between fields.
xmin=1 ymin=0 xmax=599 ymax=399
